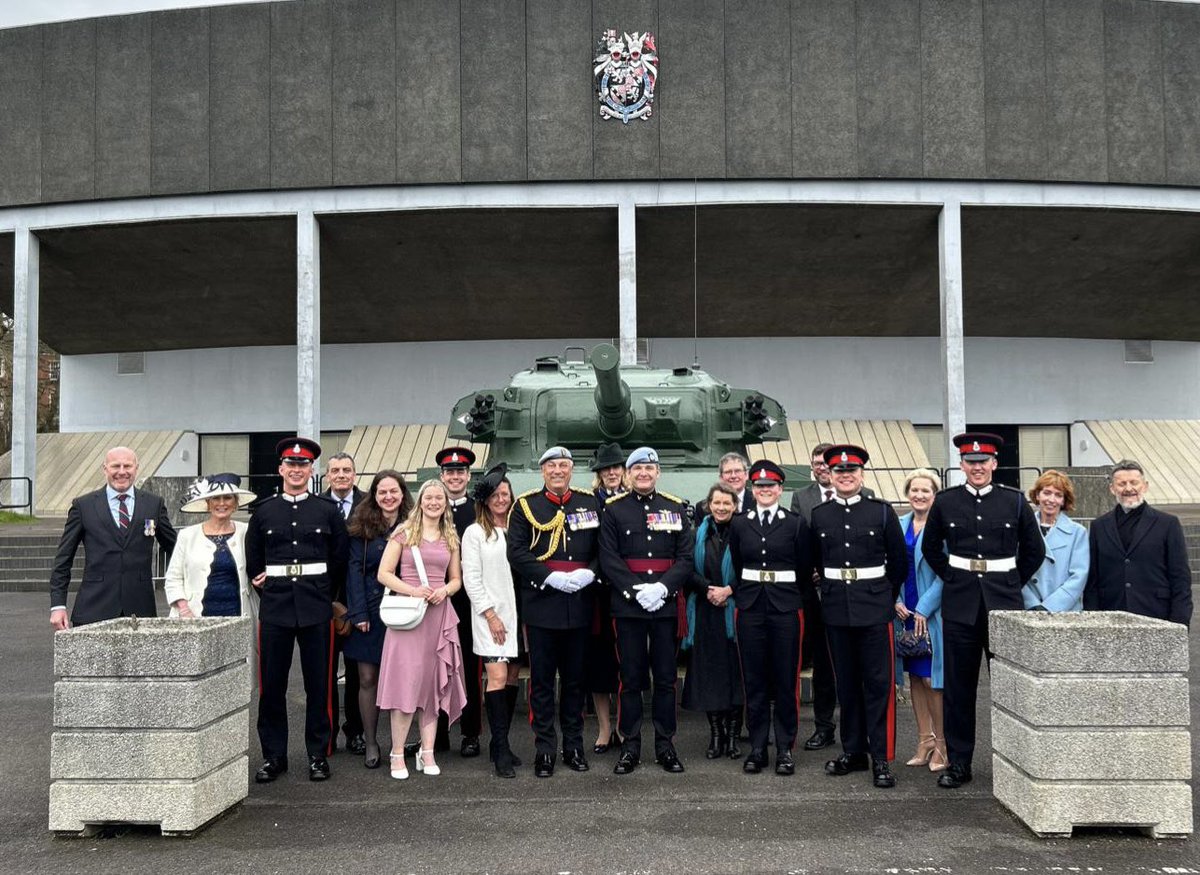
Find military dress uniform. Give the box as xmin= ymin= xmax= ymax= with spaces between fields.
xmin=246 ymin=488 xmax=350 ymax=771
xmin=811 ymin=464 xmax=907 ymax=784
xmin=727 ymin=462 xmax=812 ymax=771
xmin=447 ymin=492 xmax=484 ymax=751
xmin=598 ymin=485 xmax=694 ymax=769
xmin=507 ymin=482 xmax=602 ymax=771
xmin=921 ymin=434 xmax=1044 ymax=784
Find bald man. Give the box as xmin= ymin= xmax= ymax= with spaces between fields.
xmin=50 ymin=446 xmax=177 ymax=629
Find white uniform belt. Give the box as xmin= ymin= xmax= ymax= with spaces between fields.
xmin=740 ymin=569 xmax=797 ymax=583
xmin=948 ymin=555 xmax=1016 ymax=573
xmin=265 ymin=562 xmax=329 ymax=577
xmin=822 ymin=565 xmax=886 ymax=581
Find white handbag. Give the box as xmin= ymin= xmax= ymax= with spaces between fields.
xmin=379 ymin=543 xmax=430 ymax=631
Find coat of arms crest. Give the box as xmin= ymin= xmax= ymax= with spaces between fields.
xmin=594 ymin=29 xmax=657 ymax=123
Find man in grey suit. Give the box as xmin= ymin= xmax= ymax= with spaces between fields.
xmin=50 ymin=446 xmax=177 ymax=630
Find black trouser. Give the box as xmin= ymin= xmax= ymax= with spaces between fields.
xmin=943 ymin=599 xmax=992 ymax=768
xmin=825 ymin=622 xmax=895 ymax=762
xmin=452 ymin=588 xmax=483 ymax=738
xmin=258 ymin=619 xmax=332 ymax=760
xmin=736 ymin=607 xmax=803 ymax=754
xmin=525 ymin=624 xmax=587 ymax=756
xmin=328 ymin=633 xmax=362 ymax=743
xmin=801 ymin=591 xmax=837 ymax=734
xmin=614 ymin=616 xmax=678 ymax=757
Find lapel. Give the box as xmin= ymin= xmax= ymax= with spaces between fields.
xmin=1125 ymin=504 xmax=1157 ymax=555
xmin=91 ymin=488 xmax=124 ymax=543
xmin=747 ymin=508 xmax=766 ymax=536
xmin=1099 ymin=509 xmax=1124 ymax=556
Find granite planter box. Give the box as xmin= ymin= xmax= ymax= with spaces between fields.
xmin=49 ymin=616 xmax=252 ymax=837
xmin=989 ymin=610 xmax=1191 ymax=839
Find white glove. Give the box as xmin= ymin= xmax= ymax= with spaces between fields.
xmin=544 ymin=571 xmax=578 ymax=593
xmin=634 ymin=582 xmax=668 ymax=611
xmin=568 ymin=568 xmax=595 ymax=588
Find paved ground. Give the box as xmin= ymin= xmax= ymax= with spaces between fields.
xmin=5 ymin=591 xmax=1199 ymax=875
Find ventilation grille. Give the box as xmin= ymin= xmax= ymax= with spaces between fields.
xmin=117 ymin=352 xmax=145 ymax=375
xmin=1124 ymin=340 xmax=1153 ymax=364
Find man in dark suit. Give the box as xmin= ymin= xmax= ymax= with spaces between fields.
xmin=321 ymin=451 xmax=367 ymax=755
xmin=1084 ymin=459 xmax=1192 ymax=627
xmin=50 ymin=446 xmax=177 ymax=630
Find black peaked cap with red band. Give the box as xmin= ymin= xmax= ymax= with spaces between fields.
xmin=749 ymin=460 xmax=786 ymax=486
xmin=276 ymin=436 xmax=321 ymax=462
xmin=953 ymin=432 xmax=1004 ymax=462
xmin=823 ymin=444 xmax=869 ymax=470
xmin=436 ymin=446 xmax=476 ymax=469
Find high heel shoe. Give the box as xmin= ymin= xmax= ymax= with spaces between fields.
xmin=928 ymin=738 xmax=948 ymax=773
xmin=906 ymin=733 xmax=936 ymax=767
xmin=416 ymin=748 xmax=440 ymax=776
xmin=389 ymin=752 xmax=408 ymax=780
xmin=593 ymin=730 xmax=619 ymax=754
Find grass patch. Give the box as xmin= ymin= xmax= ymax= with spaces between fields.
xmin=0 ymin=511 xmax=38 ymax=524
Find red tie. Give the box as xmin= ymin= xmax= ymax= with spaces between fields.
xmin=117 ymin=493 xmax=130 ymax=530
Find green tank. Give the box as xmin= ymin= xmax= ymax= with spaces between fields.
xmin=435 ymin=343 xmax=797 ymax=500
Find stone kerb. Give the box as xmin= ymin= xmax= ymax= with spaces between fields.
xmin=49 ymin=617 xmax=252 ymax=837
xmin=989 ymin=610 xmax=1192 ymax=839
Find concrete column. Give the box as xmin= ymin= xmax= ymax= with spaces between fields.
xmin=296 ymin=211 xmax=320 ymax=454
xmin=617 ymin=197 xmax=637 ymax=365
xmin=10 ymin=227 xmax=39 ymax=513
xmin=938 ymin=200 xmax=967 ymax=483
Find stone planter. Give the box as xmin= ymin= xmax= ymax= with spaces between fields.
xmin=989 ymin=610 xmax=1191 ymax=839
xmin=49 ymin=616 xmax=252 ymax=837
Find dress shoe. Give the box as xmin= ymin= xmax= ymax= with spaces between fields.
xmin=254 ymin=758 xmax=287 ymax=783
xmin=460 ymin=735 xmax=481 ymax=758
xmin=346 ymin=733 xmax=367 ymax=756
xmin=775 ymin=751 xmax=795 ymax=776
xmin=928 ymin=739 xmax=948 ymax=773
xmin=593 ymin=730 xmax=619 ymax=754
xmin=308 ymin=756 xmax=331 ymax=781
xmin=562 ymin=749 xmax=590 ymax=772
xmin=388 ymin=752 xmax=408 ymax=780
xmin=613 ymin=750 xmax=640 ymax=775
xmin=742 ymin=751 xmax=767 ymax=774
xmin=873 ymin=759 xmax=896 ymax=788
xmin=534 ymin=753 xmax=555 ymax=778
xmin=655 ymin=748 xmax=685 ymax=774
xmin=804 ymin=730 xmax=836 ymax=751
xmin=824 ymin=752 xmax=870 ymax=776
xmin=937 ymin=763 xmax=973 ymax=788
xmin=403 ymin=741 xmax=420 ymax=757
xmin=906 ymin=733 xmax=935 ymax=767
xmin=415 ymin=748 xmax=440 ymax=776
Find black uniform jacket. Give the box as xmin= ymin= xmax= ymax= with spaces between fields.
xmin=727 ymin=507 xmax=811 ymax=613
xmin=448 ymin=496 xmax=475 ymax=538
xmin=1084 ymin=503 xmax=1193 ymax=627
xmin=810 ymin=494 xmax=907 ymax=627
xmin=506 ymin=486 xmax=602 ymax=630
xmin=246 ymin=492 xmax=350 ymax=628
xmin=599 ymin=489 xmax=695 ymax=620
xmin=921 ymin=483 xmax=1044 ymax=624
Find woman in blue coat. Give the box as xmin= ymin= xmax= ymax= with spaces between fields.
xmin=894 ymin=469 xmax=947 ymax=772
xmin=1024 ymin=471 xmax=1088 ymax=613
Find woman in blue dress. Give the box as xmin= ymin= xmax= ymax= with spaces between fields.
xmin=894 ymin=468 xmax=947 ymax=772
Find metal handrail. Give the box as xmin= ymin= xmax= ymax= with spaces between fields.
xmin=0 ymin=476 xmax=33 ymax=512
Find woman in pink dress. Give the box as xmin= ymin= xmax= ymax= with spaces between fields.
xmin=376 ymin=479 xmax=467 ymax=779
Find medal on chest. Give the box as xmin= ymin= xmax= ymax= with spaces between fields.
xmin=646 ymin=511 xmax=682 ymax=531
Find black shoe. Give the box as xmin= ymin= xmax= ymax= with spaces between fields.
xmin=742 ymin=750 xmax=767 ymax=774
xmin=804 ymin=730 xmax=836 ymax=751
xmin=254 ymin=758 xmax=287 ymax=783
xmin=488 ymin=737 xmax=523 ymax=767
xmin=461 ymin=736 xmax=481 ymax=758
xmin=562 ymin=749 xmax=590 ymax=772
xmin=705 ymin=712 xmax=727 ymax=759
xmin=655 ymin=748 xmax=685 ymax=773
xmin=824 ymin=752 xmax=870 ymax=776
xmin=593 ymin=731 xmax=619 ymax=754
xmin=534 ymin=753 xmax=555 ymax=778
xmin=873 ymin=759 xmax=896 ymax=788
xmin=363 ymin=743 xmax=381 ymax=770
xmin=346 ymin=733 xmax=367 ymax=756
xmin=725 ymin=713 xmax=742 ymax=759
xmin=937 ymin=763 xmax=973 ymax=789
xmin=403 ymin=741 xmax=420 ymax=757
xmin=613 ymin=750 xmax=640 ymax=775
xmin=308 ymin=756 xmax=331 ymax=781
xmin=775 ymin=751 xmax=795 ymax=776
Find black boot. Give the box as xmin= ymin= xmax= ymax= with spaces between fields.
xmin=726 ymin=710 xmax=742 ymax=759
xmin=485 ymin=690 xmax=516 ymax=778
xmin=705 ymin=712 xmax=725 ymax=759
xmin=503 ymin=684 xmax=523 ymax=767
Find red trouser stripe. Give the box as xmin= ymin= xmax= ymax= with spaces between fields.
xmin=523 ymin=624 xmax=535 ymax=727
xmin=326 ymin=620 xmax=336 ymax=756
xmin=612 ymin=619 xmax=623 ymax=734
xmin=793 ymin=609 xmax=805 ymax=736
xmin=885 ymin=622 xmax=897 ymax=762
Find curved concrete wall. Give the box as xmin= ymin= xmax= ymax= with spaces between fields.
xmin=4 ymin=0 xmax=1200 ymax=209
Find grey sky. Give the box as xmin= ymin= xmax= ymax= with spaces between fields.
xmin=0 ymin=0 xmax=276 ymax=30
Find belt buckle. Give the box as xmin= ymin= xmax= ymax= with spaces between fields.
xmin=285 ymin=563 xmax=302 ymax=576
xmin=841 ymin=568 xmax=858 ymax=581
xmin=969 ymin=559 xmax=987 ymax=573
xmin=761 ymin=570 xmax=775 ymax=584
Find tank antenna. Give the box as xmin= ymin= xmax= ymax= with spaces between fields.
xmin=692 ymin=178 xmax=700 ymax=368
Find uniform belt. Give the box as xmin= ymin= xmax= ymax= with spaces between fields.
xmin=822 ymin=565 xmax=886 ymax=581
xmin=740 ymin=569 xmax=797 ymax=583
xmin=544 ymin=560 xmax=588 ymax=572
xmin=626 ymin=559 xmax=674 ymax=573
xmin=265 ymin=562 xmax=328 ymax=577
xmin=948 ymin=555 xmax=1017 ymax=573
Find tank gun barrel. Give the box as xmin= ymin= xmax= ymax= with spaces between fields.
xmin=590 ymin=343 xmax=635 ymax=440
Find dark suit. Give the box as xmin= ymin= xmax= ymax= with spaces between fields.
xmin=446 ymin=496 xmax=483 ymax=744
xmin=728 ymin=507 xmax=812 ymax=754
xmin=1084 ymin=503 xmax=1192 ymax=627
xmin=322 ymin=486 xmax=367 ymax=744
xmin=50 ymin=487 xmax=177 ymax=626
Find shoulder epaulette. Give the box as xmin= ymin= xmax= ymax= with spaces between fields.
xmin=516 ymin=487 xmax=542 ymax=500
xmin=573 ymin=486 xmax=595 ymax=495
xmin=606 ymin=491 xmax=632 ymax=504
xmin=658 ymin=491 xmax=686 ymax=505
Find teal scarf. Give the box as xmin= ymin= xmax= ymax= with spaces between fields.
xmin=683 ymin=516 xmax=736 ymax=649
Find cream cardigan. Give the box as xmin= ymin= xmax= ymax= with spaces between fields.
xmin=163 ymin=520 xmax=257 ymax=619
xmin=460 ymin=523 xmax=518 ymax=658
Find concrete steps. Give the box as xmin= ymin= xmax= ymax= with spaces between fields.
xmin=0 ymin=530 xmax=82 ymax=593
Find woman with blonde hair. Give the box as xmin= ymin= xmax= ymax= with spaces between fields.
xmin=894 ymin=467 xmax=947 ymax=772
xmin=1024 ymin=470 xmax=1088 ymax=612
xmin=376 ymin=479 xmax=467 ymax=780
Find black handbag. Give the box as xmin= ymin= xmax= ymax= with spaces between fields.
xmin=895 ymin=628 xmax=932 ymax=659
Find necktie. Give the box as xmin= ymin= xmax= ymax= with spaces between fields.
xmin=117 ymin=493 xmax=130 ymax=530
xmin=824 ymin=489 xmax=833 ymax=502
xmin=341 ymin=499 xmax=350 ymax=519
xmin=762 ymin=510 xmax=772 ymax=526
